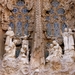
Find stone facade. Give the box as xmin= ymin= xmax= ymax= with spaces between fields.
xmin=0 ymin=0 xmax=75 ymax=75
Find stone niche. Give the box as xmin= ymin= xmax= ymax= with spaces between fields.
xmin=0 ymin=0 xmax=75 ymax=75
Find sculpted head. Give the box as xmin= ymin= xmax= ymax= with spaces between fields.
xmin=13 ymin=40 xmax=18 ymax=44
xmin=23 ymin=35 xmax=28 ymax=40
xmin=53 ymin=40 xmax=58 ymax=45
xmin=69 ymin=28 xmax=72 ymax=32
xmin=8 ymin=27 xmax=12 ymax=31
xmin=64 ymin=28 xmax=68 ymax=32
xmin=50 ymin=44 xmax=53 ymax=48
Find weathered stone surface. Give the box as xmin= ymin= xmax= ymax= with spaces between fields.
xmin=0 ymin=0 xmax=75 ymax=75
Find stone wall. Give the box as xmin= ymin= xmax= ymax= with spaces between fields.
xmin=0 ymin=0 xmax=75 ymax=75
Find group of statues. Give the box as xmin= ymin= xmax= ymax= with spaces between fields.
xmin=62 ymin=28 xmax=74 ymax=51
xmin=46 ymin=40 xmax=62 ymax=62
xmin=46 ymin=28 xmax=75 ymax=63
xmin=3 ymin=27 xmax=75 ymax=64
xmin=4 ymin=27 xmax=29 ymax=63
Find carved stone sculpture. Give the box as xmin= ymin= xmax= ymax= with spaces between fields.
xmin=2 ymin=39 xmax=18 ymax=75
xmin=62 ymin=28 xmax=69 ymax=51
xmin=21 ymin=35 xmax=29 ymax=58
xmin=18 ymin=35 xmax=29 ymax=64
xmin=46 ymin=44 xmax=54 ymax=62
xmin=4 ymin=26 xmax=16 ymax=60
xmin=46 ymin=40 xmax=62 ymax=72
xmin=0 ymin=0 xmax=75 ymax=75
xmin=62 ymin=28 xmax=74 ymax=50
xmin=62 ymin=28 xmax=75 ymax=63
xmin=17 ymin=35 xmax=29 ymax=75
xmin=18 ymin=48 xmax=29 ymax=64
xmin=7 ymin=0 xmax=14 ymax=10
xmin=68 ymin=28 xmax=74 ymax=50
xmin=52 ymin=40 xmax=62 ymax=61
xmin=62 ymin=28 xmax=75 ymax=58
xmin=4 ymin=39 xmax=17 ymax=60
xmin=33 ymin=69 xmax=39 ymax=75
xmin=5 ymin=27 xmax=14 ymax=46
xmin=25 ymin=0 xmax=33 ymax=10
xmin=46 ymin=40 xmax=62 ymax=62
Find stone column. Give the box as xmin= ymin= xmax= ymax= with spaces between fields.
xmin=30 ymin=0 xmax=45 ymax=69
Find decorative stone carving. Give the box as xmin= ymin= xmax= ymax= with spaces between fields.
xmin=2 ymin=27 xmax=17 ymax=71
xmin=25 ymin=0 xmax=33 ymax=10
xmin=0 ymin=0 xmax=7 ymax=7
xmin=6 ymin=0 xmax=14 ymax=10
xmin=1 ymin=8 xmax=11 ymax=30
xmin=62 ymin=28 xmax=75 ymax=56
xmin=46 ymin=44 xmax=54 ymax=62
xmin=4 ymin=39 xmax=17 ymax=60
xmin=43 ymin=0 xmax=51 ymax=11
xmin=30 ymin=0 xmax=45 ymax=70
xmin=46 ymin=40 xmax=62 ymax=62
xmin=33 ymin=69 xmax=40 ymax=75
xmin=5 ymin=27 xmax=14 ymax=46
xmin=2 ymin=8 xmax=10 ymax=22
xmin=17 ymin=35 xmax=29 ymax=75
xmin=52 ymin=40 xmax=62 ymax=58
xmin=0 ymin=0 xmax=75 ymax=75
xmin=59 ymin=31 xmax=75 ymax=73
xmin=61 ymin=28 xmax=69 ymax=51
xmin=2 ymin=37 xmax=18 ymax=75
xmin=46 ymin=41 xmax=62 ymax=72
xmin=68 ymin=28 xmax=74 ymax=50
xmin=21 ymin=35 xmax=29 ymax=58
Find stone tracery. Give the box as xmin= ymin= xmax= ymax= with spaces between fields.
xmin=0 ymin=0 xmax=75 ymax=75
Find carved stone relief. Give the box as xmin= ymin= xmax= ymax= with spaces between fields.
xmin=0 ymin=0 xmax=75 ymax=75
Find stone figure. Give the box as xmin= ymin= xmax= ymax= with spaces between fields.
xmin=19 ymin=48 xmax=29 ymax=64
xmin=62 ymin=28 xmax=74 ymax=51
xmin=46 ymin=41 xmax=62 ymax=62
xmin=52 ymin=40 xmax=62 ymax=59
xmin=5 ymin=27 xmax=14 ymax=46
xmin=68 ymin=28 xmax=74 ymax=50
xmin=62 ymin=28 xmax=75 ymax=63
xmin=61 ymin=28 xmax=75 ymax=56
xmin=46 ymin=44 xmax=54 ymax=62
xmin=22 ymin=35 xmax=29 ymax=58
xmin=4 ymin=39 xmax=17 ymax=60
xmin=18 ymin=35 xmax=29 ymax=64
xmin=61 ymin=28 xmax=69 ymax=51
xmin=2 ymin=40 xmax=18 ymax=75
xmin=48 ymin=44 xmax=54 ymax=55
xmin=17 ymin=35 xmax=29 ymax=75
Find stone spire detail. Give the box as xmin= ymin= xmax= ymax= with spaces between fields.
xmin=33 ymin=0 xmax=43 ymax=51
xmin=30 ymin=0 xmax=44 ymax=69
